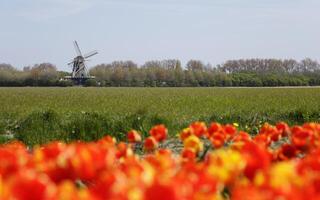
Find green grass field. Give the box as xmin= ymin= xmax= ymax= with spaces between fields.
xmin=0 ymin=87 xmax=319 ymax=145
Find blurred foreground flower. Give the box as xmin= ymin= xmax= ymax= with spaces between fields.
xmin=0 ymin=122 xmax=320 ymax=200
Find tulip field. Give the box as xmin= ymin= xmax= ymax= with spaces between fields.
xmin=0 ymin=87 xmax=320 ymax=145
xmin=1 ymin=121 xmax=320 ymax=199
xmin=0 ymin=87 xmax=320 ymax=199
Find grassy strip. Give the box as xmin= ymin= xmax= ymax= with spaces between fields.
xmin=0 ymin=109 xmax=318 ymax=146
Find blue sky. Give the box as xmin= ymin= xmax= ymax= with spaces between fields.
xmin=0 ymin=0 xmax=320 ymax=71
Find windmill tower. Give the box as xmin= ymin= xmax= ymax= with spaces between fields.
xmin=66 ymin=41 xmax=98 ymax=84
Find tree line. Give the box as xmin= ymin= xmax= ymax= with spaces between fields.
xmin=1 ymin=58 xmax=320 ymax=87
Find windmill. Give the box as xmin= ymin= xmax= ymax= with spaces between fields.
xmin=66 ymin=41 xmax=98 ymax=84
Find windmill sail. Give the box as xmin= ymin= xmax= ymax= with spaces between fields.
xmin=84 ymin=50 xmax=98 ymax=59
xmin=73 ymin=41 xmax=82 ymax=56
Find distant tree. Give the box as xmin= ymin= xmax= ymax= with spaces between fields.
xmin=300 ymin=58 xmax=320 ymax=73
xmin=28 ymin=63 xmax=58 ymax=85
xmin=186 ymin=60 xmax=205 ymax=71
xmin=0 ymin=63 xmax=15 ymax=71
xmin=84 ymin=79 xmax=98 ymax=87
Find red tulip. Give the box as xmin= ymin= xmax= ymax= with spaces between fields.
xmin=144 ymin=136 xmax=158 ymax=151
xmin=127 ymin=130 xmax=142 ymax=143
xmin=149 ymin=124 xmax=168 ymax=142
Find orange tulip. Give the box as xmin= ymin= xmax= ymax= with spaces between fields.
xmin=144 ymin=136 xmax=158 ymax=151
xmin=127 ymin=130 xmax=142 ymax=143
xmin=207 ymin=122 xmax=222 ymax=137
xmin=189 ymin=121 xmax=207 ymax=137
xmin=149 ymin=124 xmax=168 ymax=142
